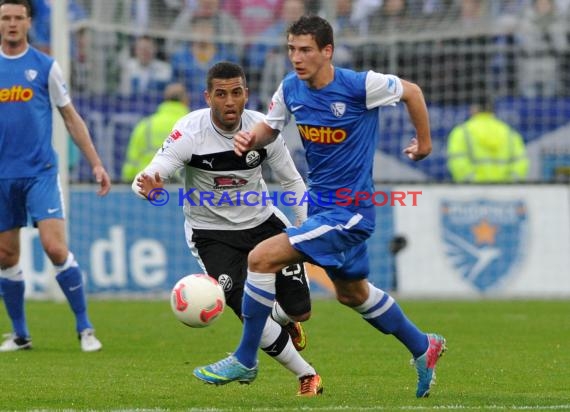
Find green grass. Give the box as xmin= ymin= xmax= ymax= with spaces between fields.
xmin=1 ymin=299 xmax=569 ymax=411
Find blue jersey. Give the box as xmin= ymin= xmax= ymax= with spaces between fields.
xmin=0 ymin=47 xmax=69 ymax=178
xmin=265 ymin=67 xmax=403 ymax=214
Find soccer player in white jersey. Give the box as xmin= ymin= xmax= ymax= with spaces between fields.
xmin=0 ymin=0 xmax=110 ymax=352
xmin=133 ymin=61 xmax=322 ymax=396
xmin=194 ymin=15 xmax=447 ymax=398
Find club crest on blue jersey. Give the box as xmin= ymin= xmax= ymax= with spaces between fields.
xmin=25 ymin=69 xmax=38 ymax=82
xmin=330 ymin=102 xmax=346 ymax=118
xmin=441 ymin=199 xmax=527 ymax=292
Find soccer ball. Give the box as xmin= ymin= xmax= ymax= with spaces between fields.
xmin=170 ymin=274 xmax=226 ymax=328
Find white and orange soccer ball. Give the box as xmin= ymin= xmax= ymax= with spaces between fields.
xmin=170 ymin=274 xmax=226 ymax=328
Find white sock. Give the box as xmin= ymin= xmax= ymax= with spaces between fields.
xmin=0 ymin=265 xmax=23 ymax=281
xmin=261 ymin=316 xmax=316 ymax=378
xmin=271 ymin=301 xmax=293 ymax=326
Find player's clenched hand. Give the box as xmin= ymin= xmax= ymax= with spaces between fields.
xmin=234 ymin=131 xmax=255 ymax=156
xmin=93 ymin=165 xmax=111 ymax=196
xmin=136 ymin=172 xmax=163 ymax=200
xmin=403 ymin=137 xmax=431 ymax=161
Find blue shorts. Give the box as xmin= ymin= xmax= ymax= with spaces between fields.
xmin=0 ymin=174 xmax=65 ymax=232
xmin=285 ymin=208 xmax=375 ymax=280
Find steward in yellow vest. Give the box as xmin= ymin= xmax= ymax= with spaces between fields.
xmin=447 ymin=99 xmax=529 ymax=183
xmin=122 ymin=83 xmax=189 ymax=182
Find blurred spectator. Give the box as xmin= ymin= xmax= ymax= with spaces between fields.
xmin=323 ymin=0 xmax=359 ymax=67
xmin=418 ymin=0 xmax=452 ymax=16
xmin=71 ymin=27 xmax=90 ymax=93
xmin=121 ymin=83 xmax=190 ymax=182
xmin=170 ymin=17 xmax=239 ymax=109
xmin=139 ymin=0 xmax=180 ymax=30
xmin=490 ymin=0 xmax=529 ymax=24
xmin=425 ymin=0 xmax=494 ymax=104
xmin=223 ymin=0 xmax=284 ymax=36
xmin=29 ymin=0 xmax=86 ymax=54
xmin=367 ymin=0 xmax=411 ymax=35
xmin=515 ymin=0 xmax=568 ymax=97
xmin=247 ymin=0 xmax=305 ymax=79
xmin=555 ymin=0 xmax=570 ymax=14
xmin=119 ymin=35 xmax=173 ymax=96
xmin=350 ymin=0 xmax=382 ymax=35
xmin=487 ymin=1 xmax=528 ymax=98
xmin=259 ymin=52 xmax=291 ymax=110
xmin=455 ymin=0 xmax=490 ymax=29
xmin=358 ymin=0 xmax=411 ymax=73
xmin=447 ymin=94 xmax=529 ymax=182
xmin=402 ymin=0 xmax=457 ymax=30
xmin=167 ymin=0 xmax=244 ymax=57
xmin=304 ymin=0 xmax=321 ymax=14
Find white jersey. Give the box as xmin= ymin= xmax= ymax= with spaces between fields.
xmin=133 ymin=108 xmax=307 ymax=230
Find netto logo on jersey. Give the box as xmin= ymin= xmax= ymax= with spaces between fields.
xmin=297 ymin=124 xmax=347 ymax=144
xmin=0 ymin=85 xmax=34 ymax=102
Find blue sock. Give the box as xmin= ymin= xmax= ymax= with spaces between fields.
xmin=0 ymin=269 xmax=29 ymax=339
xmin=356 ymin=283 xmax=428 ymax=358
xmin=55 ymin=256 xmax=92 ymax=333
xmin=234 ymin=272 xmax=275 ymax=368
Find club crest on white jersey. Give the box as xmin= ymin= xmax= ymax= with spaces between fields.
xmin=245 ymin=150 xmax=261 ymax=167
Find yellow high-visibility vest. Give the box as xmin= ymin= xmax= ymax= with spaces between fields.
xmin=121 ymin=101 xmax=189 ymax=182
xmin=447 ymin=112 xmax=529 ymax=182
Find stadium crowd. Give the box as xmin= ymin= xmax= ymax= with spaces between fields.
xmin=25 ymin=0 xmax=570 ymax=183
xmin=34 ymin=0 xmax=570 ymax=103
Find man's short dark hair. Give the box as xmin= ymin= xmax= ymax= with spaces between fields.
xmin=287 ymin=15 xmax=334 ymax=51
xmin=163 ymin=82 xmax=188 ymax=103
xmin=0 ymin=0 xmax=31 ymax=17
xmin=207 ymin=62 xmax=246 ymax=91
xmin=472 ymin=92 xmax=495 ymax=112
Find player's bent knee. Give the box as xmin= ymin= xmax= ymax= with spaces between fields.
xmin=289 ymin=312 xmax=311 ymax=322
xmin=43 ymin=245 xmax=69 ymax=265
xmin=0 ymin=249 xmax=19 ymax=268
xmin=247 ymin=248 xmax=278 ymax=273
xmin=336 ymin=293 xmax=365 ymax=308
xmin=0 ymin=258 xmax=19 ymax=270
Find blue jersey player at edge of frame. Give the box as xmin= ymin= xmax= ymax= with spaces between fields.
xmin=193 ymin=15 xmax=447 ymax=398
xmin=0 ymin=0 xmax=110 ymax=353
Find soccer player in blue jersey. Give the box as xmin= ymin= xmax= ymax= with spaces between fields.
xmin=0 ymin=0 xmax=110 ymax=352
xmin=193 ymin=15 xmax=446 ymax=398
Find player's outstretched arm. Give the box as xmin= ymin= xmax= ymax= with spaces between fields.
xmin=234 ymin=121 xmax=279 ymax=156
xmin=134 ymin=172 xmax=164 ymax=200
xmin=58 ymin=103 xmax=111 ymax=195
xmin=400 ymin=80 xmax=432 ymax=161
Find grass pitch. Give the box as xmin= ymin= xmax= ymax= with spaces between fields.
xmin=0 ymin=299 xmax=569 ymax=411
